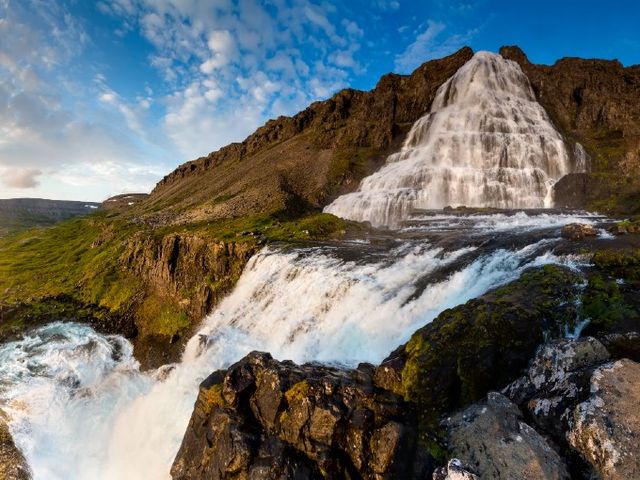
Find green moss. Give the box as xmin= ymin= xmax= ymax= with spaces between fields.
xmin=163 ymin=211 xmax=347 ymax=243
xmin=581 ymin=274 xmax=635 ymax=328
xmin=201 ymin=384 xmax=226 ymax=416
xmin=400 ymin=265 xmax=582 ymax=434
xmin=138 ymin=293 xmax=190 ymax=337
xmin=284 ymin=380 xmax=310 ymax=403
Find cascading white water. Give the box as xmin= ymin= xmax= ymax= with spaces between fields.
xmin=325 ymin=51 xmax=581 ymax=227
xmin=0 ymin=50 xmax=603 ymax=480
xmin=0 ymin=213 xmax=596 ymax=480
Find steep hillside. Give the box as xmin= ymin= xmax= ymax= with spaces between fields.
xmin=133 ymin=47 xmax=474 ymax=225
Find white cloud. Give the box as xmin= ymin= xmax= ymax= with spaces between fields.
xmin=394 ymin=21 xmax=476 ymax=73
xmin=374 ymin=0 xmax=400 ymax=11
xmin=0 ymin=0 xmax=173 ymax=201
xmin=2 ymin=168 xmax=42 ymax=189
xmin=100 ymin=0 xmax=364 ymax=162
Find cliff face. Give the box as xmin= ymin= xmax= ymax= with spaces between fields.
xmin=120 ymin=233 xmax=257 ymax=367
xmin=500 ymin=46 xmax=640 ymax=212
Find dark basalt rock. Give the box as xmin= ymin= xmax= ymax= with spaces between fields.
xmin=171 ymin=352 xmax=432 ymax=480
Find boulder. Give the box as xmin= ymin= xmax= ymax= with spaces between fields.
xmin=503 ymin=337 xmax=610 ymax=438
xmin=442 ymin=392 xmax=569 ymax=480
xmin=567 ymin=359 xmax=640 ymax=479
xmin=171 ymin=352 xmax=430 ymax=480
xmin=561 ymin=223 xmax=597 ymax=241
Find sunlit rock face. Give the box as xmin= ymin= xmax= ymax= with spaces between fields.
xmin=325 ymin=51 xmax=580 ymax=227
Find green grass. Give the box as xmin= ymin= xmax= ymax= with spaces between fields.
xmin=159 ymin=211 xmax=348 ymax=243
xmin=0 ymin=212 xmax=143 ymax=318
xmin=0 ymin=209 xmax=348 ymax=339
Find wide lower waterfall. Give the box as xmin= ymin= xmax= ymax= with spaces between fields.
xmin=0 ymin=211 xmax=607 ymax=480
xmin=325 ymin=51 xmax=581 ymax=227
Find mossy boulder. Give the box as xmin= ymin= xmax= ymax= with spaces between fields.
xmin=376 ymin=265 xmax=583 ymax=434
xmin=581 ymin=248 xmax=640 ymax=336
xmin=172 ymin=352 xmax=432 ymax=480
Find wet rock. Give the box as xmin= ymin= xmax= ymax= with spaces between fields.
xmin=561 ymin=223 xmax=597 ymax=241
xmin=0 ymin=413 xmax=31 ymax=480
xmin=503 ymin=337 xmax=610 ymax=438
xmin=442 ymin=392 xmax=569 ymax=480
xmin=567 ymin=359 xmax=640 ymax=479
xmin=172 ymin=352 xmax=429 ymax=480
xmin=432 ymin=459 xmax=479 ymax=480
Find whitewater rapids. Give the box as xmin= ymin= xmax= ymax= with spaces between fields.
xmin=0 ymin=212 xmax=609 ymax=480
xmin=325 ymin=51 xmax=585 ymax=227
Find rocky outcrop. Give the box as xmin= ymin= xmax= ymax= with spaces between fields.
xmin=561 ymin=223 xmax=597 ymax=241
xmin=0 ymin=413 xmax=30 ymax=480
xmin=567 ymin=359 xmax=640 ymax=479
xmin=120 ymin=233 xmax=257 ymax=368
xmin=504 ymin=337 xmax=611 ymax=439
xmin=442 ymin=392 xmax=569 ymax=480
xmin=171 ymin=352 xmax=431 ymax=479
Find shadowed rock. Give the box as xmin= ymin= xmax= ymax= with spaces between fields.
xmin=442 ymin=392 xmax=569 ymax=480
xmin=171 ymin=352 xmax=431 ymax=480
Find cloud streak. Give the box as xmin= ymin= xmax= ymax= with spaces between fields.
xmin=394 ymin=21 xmax=477 ymax=73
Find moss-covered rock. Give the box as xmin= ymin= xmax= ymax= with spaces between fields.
xmin=377 ymin=265 xmax=582 ymax=435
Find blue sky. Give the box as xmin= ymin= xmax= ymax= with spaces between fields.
xmin=1 ymin=0 xmax=638 ymax=201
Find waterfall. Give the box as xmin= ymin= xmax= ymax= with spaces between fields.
xmin=325 ymin=51 xmax=580 ymax=227
xmin=0 ymin=48 xmax=603 ymax=480
xmin=0 ymin=211 xmax=602 ymax=480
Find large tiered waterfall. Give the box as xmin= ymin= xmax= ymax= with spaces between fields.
xmin=325 ymin=51 xmax=579 ymax=227
xmin=0 ymin=51 xmax=607 ymax=480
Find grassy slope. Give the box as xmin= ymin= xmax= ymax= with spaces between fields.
xmin=0 ymin=210 xmax=347 ymax=342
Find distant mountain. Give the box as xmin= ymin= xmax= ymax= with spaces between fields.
xmin=0 ymin=198 xmax=100 ymax=236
